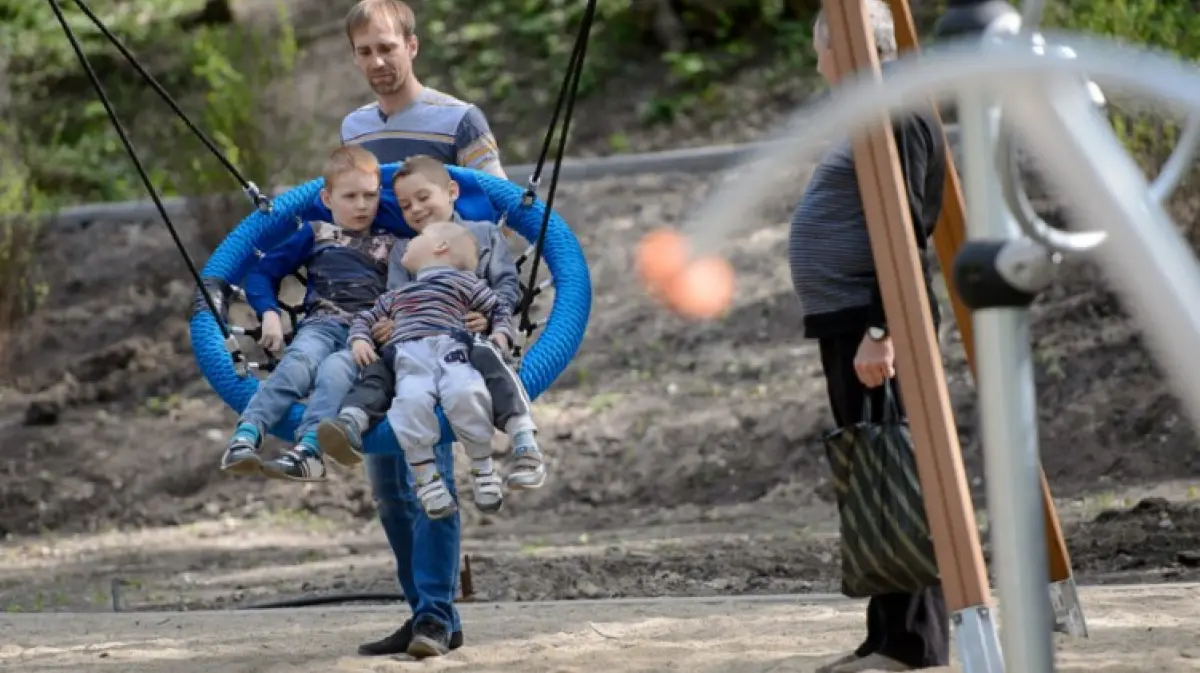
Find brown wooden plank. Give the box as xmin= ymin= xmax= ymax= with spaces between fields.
xmin=822 ymin=0 xmax=992 ymax=611
xmin=884 ymin=0 xmax=1075 ymax=585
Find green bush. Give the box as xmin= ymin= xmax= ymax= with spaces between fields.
xmin=1 ymin=0 xmax=208 ymax=202
xmin=0 ymin=120 xmax=51 ymax=363
xmin=151 ymin=2 xmax=318 ymax=251
xmin=1048 ymin=0 xmax=1200 ymax=172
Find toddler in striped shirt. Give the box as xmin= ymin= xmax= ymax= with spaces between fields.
xmin=347 ymin=219 xmax=515 ymax=519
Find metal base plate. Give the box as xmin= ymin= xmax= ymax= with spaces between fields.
xmin=953 ymin=604 xmax=1005 ymax=673
xmin=1049 ymin=577 xmax=1089 ymax=638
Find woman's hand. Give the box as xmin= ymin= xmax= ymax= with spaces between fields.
xmin=854 ymin=332 xmax=895 ymax=388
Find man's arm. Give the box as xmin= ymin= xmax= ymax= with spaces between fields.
xmin=455 ymin=105 xmax=507 ymax=179
xmin=386 ymin=239 xmax=415 ymax=290
xmin=242 ymin=225 xmax=315 ymax=318
xmin=866 ymin=114 xmax=935 ymax=329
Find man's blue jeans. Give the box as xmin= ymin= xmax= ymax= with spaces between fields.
xmin=241 ymin=318 xmax=349 ymax=438
xmin=365 ymin=446 xmax=462 ymax=632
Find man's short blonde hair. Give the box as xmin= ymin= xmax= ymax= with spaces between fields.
xmin=345 ymin=0 xmax=416 ymax=42
xmin=323 ymin=145 xmax=381 ymax=190
xmin=814 ymin=0 xmax=897 ymax=61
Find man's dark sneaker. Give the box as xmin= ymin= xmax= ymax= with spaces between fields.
xmin=357 ymin=618 xmax=464 ymax=657
xmin=316 ymin=414 xmax=364 ymax=467
xmin=407 ymin=618 xmax=452 ymax=659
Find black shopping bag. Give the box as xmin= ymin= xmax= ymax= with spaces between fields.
xmin=822 ymin=384 xmax=940 ymax=598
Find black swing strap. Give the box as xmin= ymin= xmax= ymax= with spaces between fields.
xmin=515 ymin=0 xmax=598 ymax=339
xmin=48 ymin=0 xmax=223 ymax=333
xmin=47 ymin=0 xmax=267 ymax=370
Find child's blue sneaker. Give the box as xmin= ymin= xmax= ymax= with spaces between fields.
xmin=262 ymin=432 xmax=327 ymax=482
xmin=220 ymin=422 xmax=263 ymax=476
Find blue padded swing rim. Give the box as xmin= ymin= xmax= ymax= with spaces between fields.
xmin=188 ymin=164 xmax=592 ymax=453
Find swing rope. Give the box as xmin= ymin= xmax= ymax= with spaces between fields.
xmin=514 ymin=0 xmax=597 ymax=351
xmin=47 ymin=0 xmax=240 ymax=355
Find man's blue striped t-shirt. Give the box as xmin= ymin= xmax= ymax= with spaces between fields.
xmin=340 ymin=88 xmax=505 ymax=178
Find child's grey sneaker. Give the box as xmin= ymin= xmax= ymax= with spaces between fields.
xmin=262 ymin=447 xmax=327 ymax=482
xmin=317 ymin=414 xmax=364 ymax=467
xmin=220 ymin=423 xmax=263 ymax=476
xmin=506 ymin=431 xmax=546 ymax=490
xmin=471 ymin=467 xmax=504 ymax=512
xmin=414 ymin=476 xmax=458 ymax=519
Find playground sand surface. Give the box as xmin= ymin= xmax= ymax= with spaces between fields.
xmin=6 ymin=141 xmax=1200 ymax=665
xmin=9 ymin=6 xmax=1200 ymax=668
xmin=4 ymin=583 xmax=1199 ymax=673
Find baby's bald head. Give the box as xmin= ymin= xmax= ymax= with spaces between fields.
xmin=400 ymin=220 xmax=479 ymax=274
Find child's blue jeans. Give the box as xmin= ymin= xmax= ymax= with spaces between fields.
xmin=239 ymin=317 xmax=356 ymax=440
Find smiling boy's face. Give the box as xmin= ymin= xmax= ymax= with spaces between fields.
xmin=394 ymin=172 xmax=459 ymax=231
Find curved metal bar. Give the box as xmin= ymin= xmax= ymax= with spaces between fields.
xmin=995 ymin=119 xmax=1108 ymax=255
xmin=1149 ymin=113 xmax=1200 ymax=204
xmin=997 ymin=94 xmax=1199 ymax=251
xmin=686 ymin=31 xmax=1200 ymax=431
xmin=687 ymin=32 xmax=1200 ymax=253
xmin=988 ymin=30 xmax=1109 ymax=256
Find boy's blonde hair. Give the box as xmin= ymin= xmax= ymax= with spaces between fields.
xmin=345 ymin=0 xmax=416 ymax=42
xmin=393 ymin=154 xmax=453 ymax=190
xmin=323 ymin=145 xmax=381 ymax=190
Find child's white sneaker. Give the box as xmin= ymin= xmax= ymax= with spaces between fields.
xmin=506 ymin=430 xmax=546 ymax=490
xmin=414 ymin=475 xmax=458 ymax=520
xmin=471 ymin=466 xmax=505 ymax=512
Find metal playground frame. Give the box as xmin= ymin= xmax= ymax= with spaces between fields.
xmin=687 ymin=1 xmax=1200 ymax=672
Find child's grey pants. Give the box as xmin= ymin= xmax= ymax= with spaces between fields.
xmin=386 ymin=334 xmax=495 ymax=467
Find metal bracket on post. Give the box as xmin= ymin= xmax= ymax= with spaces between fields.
xmin=954 ymin=605 xmax=1006 ymax=673
xmin=1049 ymin=577 xmax=1089 ymax=637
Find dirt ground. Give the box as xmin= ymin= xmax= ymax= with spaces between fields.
xmin=5 ymin=584 xmax=1200 ymax=672
xmin=7 ymin=5 xmax=1200 ymax=665
xmin=5 ymin=166 xmax=1200 ymax=616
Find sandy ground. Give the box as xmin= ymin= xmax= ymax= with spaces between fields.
xmin=4 ymin=584 xmax=1199 ymax=673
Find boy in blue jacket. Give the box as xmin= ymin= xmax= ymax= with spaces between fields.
xmin=220 ymin=145 xmax=397 ymax=481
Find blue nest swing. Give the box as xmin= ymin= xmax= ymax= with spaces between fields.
xmin=49 ymin=0 xmax=597 ymax=457
xmin=189 ymin=165 xmax=592 ymax=453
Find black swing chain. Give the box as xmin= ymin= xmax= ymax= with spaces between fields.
xmin=47 ymin=0 xmax=240 ymax=349
xmin=515 ymin=0 xmax=597 ymax=349
xmin=66 ymin=0 xmax=272 ymax=213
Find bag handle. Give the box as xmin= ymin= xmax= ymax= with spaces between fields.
xmin=860 ymin=380 xmax=902 ymax=425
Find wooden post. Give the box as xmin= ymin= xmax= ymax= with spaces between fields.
xmin=883 ymin=0 xmax=1080 ymax=594
xmin=821 ymin=0 xmax=992 ymax=614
